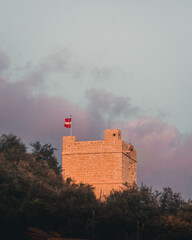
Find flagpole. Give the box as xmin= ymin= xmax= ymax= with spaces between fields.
xmin=70 ymin=115 xmax=72 ymax=136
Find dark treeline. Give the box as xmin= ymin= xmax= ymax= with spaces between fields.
xmin=0 ymin=134 xmax=192 ymax=240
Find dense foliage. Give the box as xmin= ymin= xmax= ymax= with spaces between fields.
xmin=0 ymin=134 xmax=192 ymax=240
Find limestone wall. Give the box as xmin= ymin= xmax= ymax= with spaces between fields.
xmin=62 ymin=129 xmax=137 ymax=197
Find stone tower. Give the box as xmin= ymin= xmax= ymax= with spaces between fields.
xmin=62 ymin=129 xmax=137 ymax=197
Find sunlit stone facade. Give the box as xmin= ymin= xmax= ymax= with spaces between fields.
xmin=62 ymin=129 xmax=137 ymax=198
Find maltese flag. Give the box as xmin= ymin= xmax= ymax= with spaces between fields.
xmin=64 ymin=118 xmax=71 ymax=128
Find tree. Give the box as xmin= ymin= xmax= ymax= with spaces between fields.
xmin=94 ymin=184 xmax=161 ymax=240
xmin=0 ymin=134 xmax=26 ymax=163
xmin=159 ymin=187 xmax=184 ymax=215
xmin=30 ymin=141 xmax=61 ymax=175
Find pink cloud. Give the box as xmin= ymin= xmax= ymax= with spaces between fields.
xmin=86 ymin=88 xmax=140 ymax=119
xmin=0 ymin=51 xmax=108 ymax=163
xmin=0 ymin=49 xmax=192 ymax=199
xmin=114 ymin=118 xmax=192 ymax=198
xmin=0 ymin=78 xmax=107 ymax=157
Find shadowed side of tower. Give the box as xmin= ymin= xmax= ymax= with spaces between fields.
xmin=62 ymin=129 xmax=137 ymax=198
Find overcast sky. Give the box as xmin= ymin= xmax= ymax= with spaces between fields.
xmin=0 ymin=0 xmax=192 ymax=198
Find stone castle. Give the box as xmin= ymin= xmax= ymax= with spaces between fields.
xmin=62 ymin=129 xmax=137 ymax=197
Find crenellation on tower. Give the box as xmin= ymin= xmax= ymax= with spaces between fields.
xmin=104 ymin=129 xmax=122 ymax=141
xmin=62 ymin=129 xmax=137 ymax=198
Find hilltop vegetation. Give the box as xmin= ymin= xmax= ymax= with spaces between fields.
xmin=0 ymin=134 xmax=192 ymax=240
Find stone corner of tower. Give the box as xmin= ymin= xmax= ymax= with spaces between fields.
xmin=104 ymin=129 xmax=122 ymax=141
xmin=62 ymin=135 xmax=77 ymax=143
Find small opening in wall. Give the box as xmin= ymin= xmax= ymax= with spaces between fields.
xmin=113 ymin=133 xmax=116 ymax=136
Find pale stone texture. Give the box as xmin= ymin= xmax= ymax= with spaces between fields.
xmin=62 ymin=129 xmax=137 ymax=198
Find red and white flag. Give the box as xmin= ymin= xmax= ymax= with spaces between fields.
xmin=64 ymin=118 xmax=71 ymax=128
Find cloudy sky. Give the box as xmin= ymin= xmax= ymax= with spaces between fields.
xmin=0 ymin=0 xmax=192 ymax=198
